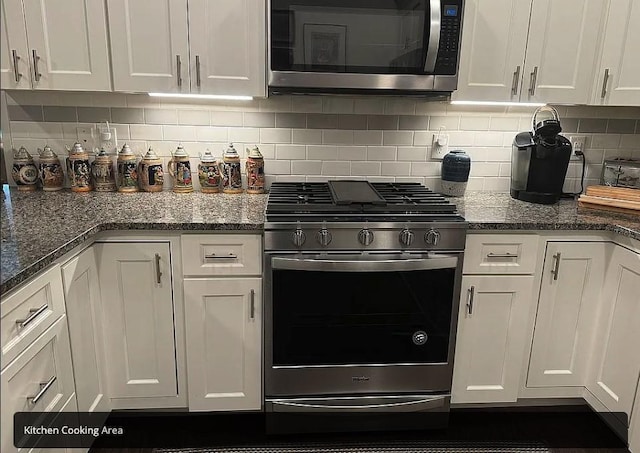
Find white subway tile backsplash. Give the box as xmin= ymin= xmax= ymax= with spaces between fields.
xmin=474 ymin=132 xmax=504 ymax=147
xmin=163 ymin=125 xmax=197 ymax=141
xmin=307 ymin=145 xmax=338 ymax=160
xmin=354 ymin=98 xmax=385 ymax=115
xmin=322 ymin=130 xmax=354 ymax=145
xmin=470 ymin=162 xmax=501 ymax=177
xmin=619 ymin=134 xmax=640 ymax=149
xmin=448 ymin=131 xmax=475 ymax=147
xmin=384 ymin=98 xmax=416 ymax=115
xmin=413 ymin=131 xmax=431 ymax=146
xmin=337 ymin=146 xmax=367 ymax=161
xmin=276 ymin=144 xmax=306 ymax=160
xmin=590 ymin=134 xmax=621 ymax=149
xmin=228 ymin=127 xmax=260 ymax=143
xmin=131 ymin=124 xmax=164 ymax=141
xmin=490 ymin=117 xmax=520 ymax=131
xmin=381 ymin=162 xmax=411 ymax=176
xmin=383 ymin=131 xmax=413 ymax=146
xmin=367 ymin=146 xmax=396 ymax=161
xmin=322 ymin=161 xmax=351 ymax=176
xmin=196 ymin=126 xmax=228 ymax=142
xmin=260 ymin=128 xmax=292 ymax=143
xmin=429 ymin=116 xmax=460 ymax=131
xmin=460 ymin=116 xmax=490 ymax=130
xmin=353 ymin=130 xmax=383 ymax=145
xmin=268 ymin=160 xmax=292 ymax=174
xmin=411 ymin=162 xmax=440 ymax=177
xmin=210 ymin=111 xmax=243 ymax=126
xmin=397 ymin=146 xmax=427 ymax=161
xmin=292 ymin=129 xmax=323 ymax=144
xmin=482 ymin=148 xmax=512 ymax=162
xmin=291 ymin=160 xmax=323 ymax=175
xmin=323 ymin=97 xmax=354 ymax=114
xmin=351 ymin=161 xmax=381 ymax=176
xmin=291 ymin=96 xmax=323 ymax=113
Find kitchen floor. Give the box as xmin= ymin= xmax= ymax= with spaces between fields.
xmin=89 ymin=405 xmax=628 ymax=452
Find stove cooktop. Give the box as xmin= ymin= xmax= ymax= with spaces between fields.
xmin=266 ymin=181 xmax=464 ymax=222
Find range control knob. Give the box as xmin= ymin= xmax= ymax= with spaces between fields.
xmin=358 ymin=229 xmax=374 ymax=246
xmin=399 ymin=229 xmax=415 ymax=247
xmin=425 ymin=229 xmax=441 ymax=246
xmin=316 ymin=228 xmax=332 ymax=247
xmin=291 ymin=229 xmax=306 ymax=247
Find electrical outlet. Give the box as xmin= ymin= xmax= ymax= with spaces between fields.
xmin=76 ymin=127 xmax=94 ymax=147
xmin=431 ymin=133 xmax=450 ymax=159
xmin=569 ymin=135 xmax=586 ymax=160
xmin=95 ymin=126 xmax=118 ymax=152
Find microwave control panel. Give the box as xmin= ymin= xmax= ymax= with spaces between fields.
xmin=435 ymin=1 xmax=463 ymax=75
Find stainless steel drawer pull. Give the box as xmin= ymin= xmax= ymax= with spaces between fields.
xmin=550 ymin=252 xmax=561 ymax=281
xmin=601 ymin=68 xmax=610 ymax=99
xmin=27 ymin=376 xmax=56 ymax=405
xmin=486 ymin=252 xmax=518 ymax=258
xmin=176 ymin=55 xmax=182 ymax=87
xmin=528 ymin=66 xmax=538 ymax=96
xmin=32 ymin=49 xmax=42 ymax=82
xmin=467 ymin=286 xmax=475 ymax=316
xmin=12 ymin=50 xmax=22 ymax=82
xmin=511 ymin=65 xmax=521 ymax=95
xmin=155 ymin=253 xmax=162 ymax=284
xmin=250 ymin=289 xmax=255 ymax=320
xmin=204 ymin=253 xmax=238 ymax=259
xmin=16 ymin=304 xmax=48 ymax=329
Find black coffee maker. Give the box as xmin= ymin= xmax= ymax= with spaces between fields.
xmin=510 ymin=106 xmax=572 ymax=204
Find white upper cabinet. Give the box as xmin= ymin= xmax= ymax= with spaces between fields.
xmin=188 ymin=0 xmax=266 ymax=97
xmin=0 ymin=0 xmax=30 ymax=90
xmin=107 ymin=0 xmax=190 ymax=93
xmin=452 ymin=0 xmax=531 ymax=102
xmin=592 ymin=0 xmax=640 ymax=106
xmin=523 ymin=0 xmax=607 ymax=104
xmin=21 ymin=0 xmax=111 ymax=91
xmin=454 ymin=0 xmax=607 ymax=104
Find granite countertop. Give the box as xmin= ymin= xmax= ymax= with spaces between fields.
xmin=2 ymin=188 xmax=639 ymax=295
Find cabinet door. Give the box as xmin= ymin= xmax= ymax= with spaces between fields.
xmin=21 ymin=0 xmax=111 ymax=91
xmin=188 ymin=0 xmax=266 ymax=97
xmin=528 ymin=242 xmax=608 ymax=388
xmin=452 ymin=275 xmax=534 ymax=404
xmin=94 ymin=242 xmax=177 ymax=400
xmin=184 ymin=278 xmax=261 ymax=411
xmin=593 ymin=0 xmax=640 ymax=106
xmin=0 ymin=0 xmax=31 ymax=89
xmin=631 ymin=375 xmax=640 ymax=453
xmin=588 ymin=246 xmax=640 ymax=426
xmin=61 ymin=247 xmax=110 ymax=413
xmin=451 ymin=0 xmax=531 ymax=102
xmin=523 ymin=0 xmax=607 ymax=104
xmin=107 ymin=0 xmax=190 ymax=93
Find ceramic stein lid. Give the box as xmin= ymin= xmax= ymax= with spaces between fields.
xmin=142 ymin=147 xmax=160 ymax=161
xmin=39 ymin=144 xmax=57 ymax=158
xmin=223 ymin=143 xmax=239 ymax=158
xmin=247 ymin=146 xmax=263 ymax=159
xmin=173 ymin=144 xmax=188 ymax=157
xmin=200 ymin=150 xmax=217 ymax=163
xmin=13 ymin=146 xmax=33 ymax=162
xmin=95 ymin=147 xmax=111 ymax=160
xmin=119 ymin=143 xmax=134 ymax=156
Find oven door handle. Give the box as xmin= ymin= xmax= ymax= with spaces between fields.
xmin=271 ymin=255 xmax=458 ymax=272
xmin=424 ymin=0 xmax=442 ymax=73
xmin=269 ymin=395 xmax=447 ymax=413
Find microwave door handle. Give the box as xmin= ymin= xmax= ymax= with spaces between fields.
xmin=271 ymin=256 xmax=458 ymax=272
xmin=424 ymin=0 xmax=442 ymax=73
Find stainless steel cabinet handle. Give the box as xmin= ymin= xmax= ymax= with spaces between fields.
xmin=550 ymin=252 xmax=561 ymax=281
xmin=32 ymin=49 xmax=41 ymax=82
xmin=204 ymin=253 xmax=238 ymax=259
xmin=12 ymin=50 xmax=22 ymax=82
xmin=16 ymin=304 xmax=48 ymax=329
xmin=601 ymin=68 xmax=610 ymax=99
xmin=176 ymin=55 xmax=182 ymax=87
xmin=487 ymin=252 xmax=518 ymax=258
xmin=27 ymin=376 xmax=56 ymax=405
xmin=155 ymin=253 xmax=162 ymax=284
xmin=511 ymin=66 xmax=521 ymax=96
xmin=250 ymin=289 xmax=255 ymax=320
xmin=528 ymin=66 xmax=538 ymax=96
xmin=466 ymin=286 xmax=475 ymax=315
xmin=196 ymin=55 xmax=201 ymax=87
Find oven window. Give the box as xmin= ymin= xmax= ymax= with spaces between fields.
xmin=272 ymin=267 xmax=455 ymax=366
xmin=271 ymin=0 xmax=430 ymax=74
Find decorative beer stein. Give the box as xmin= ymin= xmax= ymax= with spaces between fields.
xmin=198 ymin=150 xmax=221 ymax=193
xmin=219 ymin=143 xmax=243 ymax=194
xmin=91 ymin=148 xmax=117 ymax=192
xmin=12 ymin=146 xmax=38 ymax=191
xmin=138 ymin=147 xmax=164 ymax=192
xmin=117 ymin=144 xmax=139 ymax=193
xmin=245 ymin=146 xmax=265 ymax=194
xmin=38 ymin=145 xmax=64 ymax=191
xmin=66 ymin=142 xmax=93 ymax=192
xmin=167 ymin=145 xmax=193 ymax=193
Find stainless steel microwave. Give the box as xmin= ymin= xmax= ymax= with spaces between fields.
xmin=269 ymin=0 xmax=464 ymax=96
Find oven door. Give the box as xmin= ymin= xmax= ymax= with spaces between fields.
xmin=265 ymin=252 xmax=463 ymax=397
xmin=269 ymin=0 xmax=463 ymax=92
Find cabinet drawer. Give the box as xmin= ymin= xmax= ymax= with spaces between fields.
xmin=182 ymin=234 xmax=262 ymax=276
xmin=1 ymin=265 xmax=65 ymax=369
xmin=463 ymin=234 xmax=539 ymax=274
xmin=1 ymin=315 xmax=75 ymax=453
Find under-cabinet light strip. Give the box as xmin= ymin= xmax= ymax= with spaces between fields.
xmin=148 ymin=93 xmax=253 ymax=101
xmin=450 ymin=100 xmax=546 ymax=107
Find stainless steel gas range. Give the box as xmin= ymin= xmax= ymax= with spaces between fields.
xmin=263 ymin=181 xmax=467 ymax=425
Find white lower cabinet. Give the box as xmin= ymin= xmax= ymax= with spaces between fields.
xmin=527 ymin=242 xmax=608 ymax=387
xmin=61 ymin=246 xmax=110 ymax=413
xmin=452 ymin=275 xmax=534 ymax=404
xmin=184 ymin=278 xmax=262 ymax=411
xmin=94 ymin=242 xmax=179 ymax=404
xmin=631 ymin=376 xmax=640 ymax=453
xmin=587 ymin=245 xmax=640 ymax=426
xmin=1 ymin=315 xmax=76 ymax=453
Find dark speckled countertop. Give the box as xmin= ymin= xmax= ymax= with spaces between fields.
xmin=1 ymin=188 xmax=639 ymax=295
